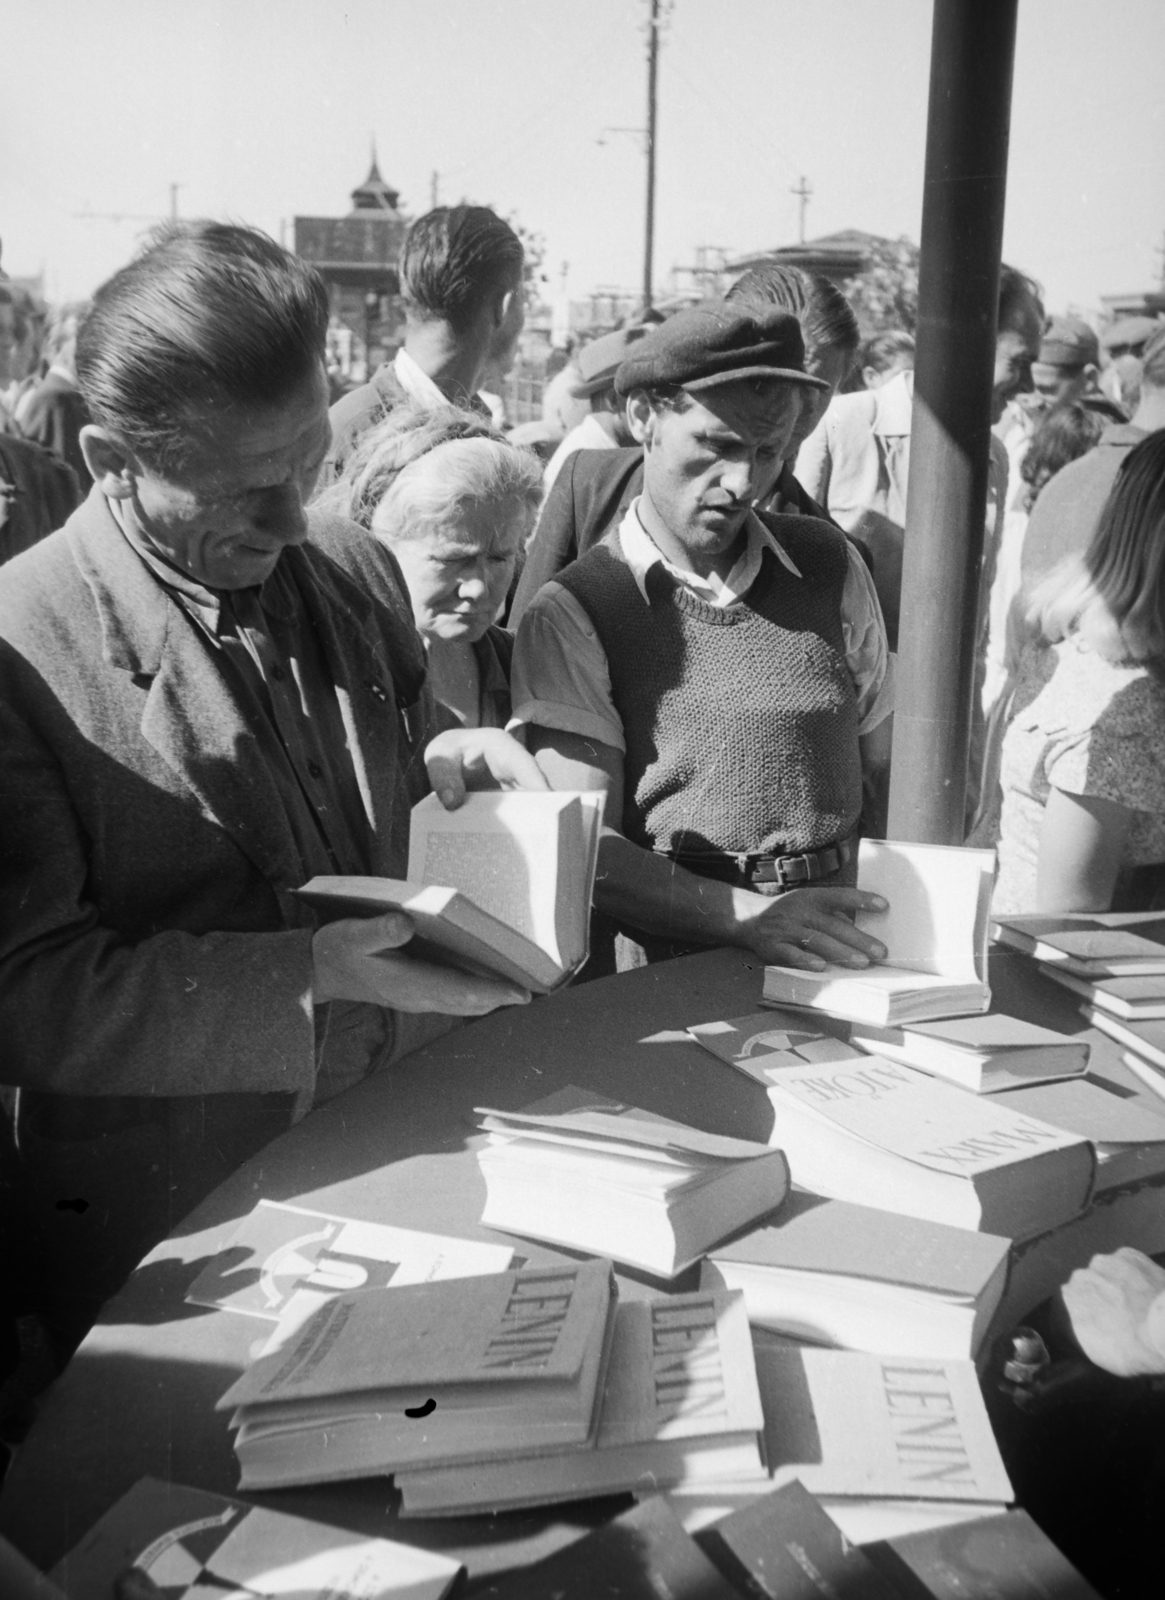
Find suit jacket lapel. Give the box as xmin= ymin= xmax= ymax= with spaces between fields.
xmin=69 ymin=491 xmax=304 ymax=902
xmin=288 ymin=545 xmax=424 ymax=879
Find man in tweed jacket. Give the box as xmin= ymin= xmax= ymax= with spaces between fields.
xmin=0 ymin=223 xmax=537 ymax=1346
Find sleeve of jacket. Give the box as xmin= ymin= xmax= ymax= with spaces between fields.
xmin=0 ymin=684 xmax=319 ymax=1100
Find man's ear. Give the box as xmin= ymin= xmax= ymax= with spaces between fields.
xmin=80 ymin=426 xmax=137 ymax=499
xmin=625 ymin=392 xmax=655 ymax=446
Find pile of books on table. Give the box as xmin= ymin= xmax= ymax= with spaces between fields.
xmin=133 ymin=840 xmax=1145 ymax=1592
xmin=994 ymin=910 xmax=1165 ymax=1105
xmin=51 ymin=1471 xmax=1104 ymax=1600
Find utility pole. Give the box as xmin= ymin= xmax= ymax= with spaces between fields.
xmin=430 ymin=171 xmax=439 ymax=210
xmin=169 ymin=183 xmax=181 ymax=221
xmin=791 ymin=176 xmax=812 ymax=245
xmin=643 ymin=0 xmax=660 ymax=310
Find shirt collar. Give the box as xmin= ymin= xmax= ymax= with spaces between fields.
xmin=617 ymin=498 xmax=801 ymax=606
xmin=393 ymin=347 xmax=448 ymax=408
xmin=872 ymin=367 xmax=914 ymax=437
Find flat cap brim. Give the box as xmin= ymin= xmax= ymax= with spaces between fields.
xmin=680 ymin=364 xmax=829 ymax=393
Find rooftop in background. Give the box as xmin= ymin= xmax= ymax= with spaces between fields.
xmin=725 ymin=229 xmax=897 ymax=285
xmin=294 ymin=154 xmax=408 ymax=285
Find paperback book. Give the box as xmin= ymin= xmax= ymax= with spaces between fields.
xmin=763 ymin=840 xmax=994 ymax=1025
xmin=298 ymin=789 xmax=603 ymax=993
xmin=672 ymin=1345 xmax=1013 ymax=1522
xmin=993 ymin=911 xmax=1165 ymax=976
xmin=475 ymin=1085 xmax=789 ymax=1278
xmin=867 ymin=1508 xmax=1103 ymax=1599
xmin=994 ymin=1076 xmax=1165 ymax=1191
xmin=1038 ymin=964 xmax=1165 ymax=1020
xmin=475 ymin=1496 xmax=741 ymax=1600
xmin=848 ymin=1014 xmax=1089 ymax=1093
xmin=185 ymin=1199 xmax=515 ymax=1340
xmin=48 ymin=1476 xmax=461 ymax=1600
xmin=1083 ymin=1005 xmax=1165 ymax=1072
xmin=762 ymin=1055 xmax=1095 ymax=1238
xmin=697 ymin=1479 xmax=903 ymax=1600
xmin=688 ymin=1009 xmax=861 ymax=1083
xmin=397 ymin=1290 xmax=765 ymax=1515
xmin=701 ymin=1192 xmax=1011 ymax=1359
xmin=217 ymin=1259 xmax=614 ymax=1489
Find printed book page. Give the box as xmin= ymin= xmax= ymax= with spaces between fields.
xmin=854 ymin=841 xmax=995 ymax=979
xmin=407 ymin=791 xmax=602 ymax=964
xmin=766 ymin=1056 xmax=1083 ymax=1176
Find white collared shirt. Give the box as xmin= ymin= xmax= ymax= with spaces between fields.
xmin=392 ymin=346 xmax=448 ymax=408
xmin=511 ymin=497 xmax=892 ymax=752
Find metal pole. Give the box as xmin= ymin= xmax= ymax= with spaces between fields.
xmin=643 ymin=0 xmax=659 ymax=309
xmin=887 ymin=0 xmax=1018 ymax=844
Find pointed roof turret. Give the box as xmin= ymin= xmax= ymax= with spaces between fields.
xmin=349 ymin=144 xmax=400 ymax=216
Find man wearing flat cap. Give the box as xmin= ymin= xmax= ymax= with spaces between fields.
xmin=511 ymin=301 xmax=892 ymax=973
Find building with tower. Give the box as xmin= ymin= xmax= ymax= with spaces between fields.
xmin=294 ymin=154 xmax=410 ymax=380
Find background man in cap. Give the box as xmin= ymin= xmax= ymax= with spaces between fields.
xmin=326 ymin=204 xmax=525 ymax=477
xmin=512 ymin=302 xmax=891 ymax=973
xmin=1030 ymin=316 xmax=1105 ymax=411
xmin=541 ymin=325 xmax=645 ymax=493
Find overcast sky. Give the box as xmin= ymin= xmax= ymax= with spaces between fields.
xmin=2 ymin=0 xmax=1162 ymax=314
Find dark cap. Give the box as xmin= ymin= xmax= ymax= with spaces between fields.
xmin=614 ymin=300 xmax=828 ymax=397
xmin=1037 ymin=316 xmax=1099 ymax=370
xmin=568 ymin=325 xmax=649 ymax=397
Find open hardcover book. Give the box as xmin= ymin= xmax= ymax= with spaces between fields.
xmin=763 ymin=840 xmax=995 ymax=1024
xmin=298 ymin=789 xmax=604 ymax=993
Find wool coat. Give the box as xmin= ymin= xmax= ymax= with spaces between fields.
xmin=0 ymin=488 xmax=432 ymax=1321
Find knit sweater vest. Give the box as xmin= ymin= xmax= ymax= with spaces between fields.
xmin=555 ymin=516 xmax=863 ymax=857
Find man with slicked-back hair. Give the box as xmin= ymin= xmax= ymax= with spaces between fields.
xmin=326 ymin=205 xmax=525 ymax=477
xmin=0 ymin=221 xmax=541 ymax=1352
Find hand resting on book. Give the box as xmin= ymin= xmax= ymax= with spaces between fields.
xmin=312 ymin=909 xmax=532 ymax=1015
xmin=736 ymin=886 xmax=888 ymax=970
xmin=1062 ymin=1247 xmax=1165 ymax=1377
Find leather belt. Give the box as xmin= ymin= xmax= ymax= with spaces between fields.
xmin=665 ymin=834 xmax=855 ymax=889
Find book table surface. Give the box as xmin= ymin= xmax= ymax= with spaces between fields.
xmin=2 ymin=945 xmax=1160 ymax=1588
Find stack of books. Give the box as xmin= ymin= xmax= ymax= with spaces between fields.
xmin=690 ymin=1005 xmax=1091 ymax=1094
xmin=396 ymin=1288 xmax=767 ymax=1514
xmin=474 ymin=1086 xmax=790 ymax=1278
xmin=216 ymin=1259 xmax=615 ymax=1490
xmin=994 ymin=909 xmax=1165 ymax=1117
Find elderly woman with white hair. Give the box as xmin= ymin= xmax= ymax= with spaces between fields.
xmin=322 ymin=403 xmax=543 ymax=729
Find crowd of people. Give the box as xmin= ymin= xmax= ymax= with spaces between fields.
xmin=2 ymin=204 xmax=1165 ymax=1401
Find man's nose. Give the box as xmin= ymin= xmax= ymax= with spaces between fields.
xmin=459 ymin=570 xmax=490 ymax=600
xmin=255 ymin=482 xmax=310 ymax=546
xmin=721 ymin=456 xmax=758 ymax=501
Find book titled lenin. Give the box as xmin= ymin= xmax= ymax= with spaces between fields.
xmin=216 ymin=1259 xmax=614 ymax=1490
